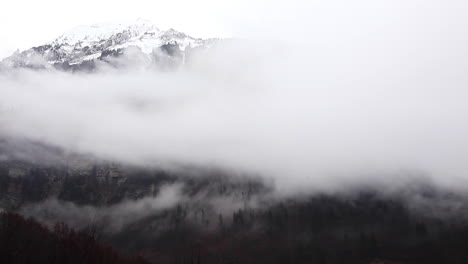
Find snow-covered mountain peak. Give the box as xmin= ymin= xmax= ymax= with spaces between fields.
xmin=1 ymin=19 xmax=218 ymax=70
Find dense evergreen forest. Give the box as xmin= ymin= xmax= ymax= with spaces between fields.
xmin=0 ymin=211 xmax=148 ymax=264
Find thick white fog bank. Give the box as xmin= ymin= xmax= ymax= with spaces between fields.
xmin=2 ymin=0 xmax=468 ymax=193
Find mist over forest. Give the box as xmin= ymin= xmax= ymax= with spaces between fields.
xmin=2 ymin=1 xmax=468 ymax=263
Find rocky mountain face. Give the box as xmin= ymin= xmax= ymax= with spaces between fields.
xmin=1 ymin=19 xmax=219 ymax=72
xmin=0 ymin=151 xmax=264 ymax=211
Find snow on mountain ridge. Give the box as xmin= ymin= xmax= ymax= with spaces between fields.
xmin=53 ymin=19 xmax=161 ymax=46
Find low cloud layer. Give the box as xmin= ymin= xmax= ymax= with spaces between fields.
xmin=20 ymin=184 xmax=184 ymax=232
xmin=2 ymin=1 xmax=468 ymax=193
